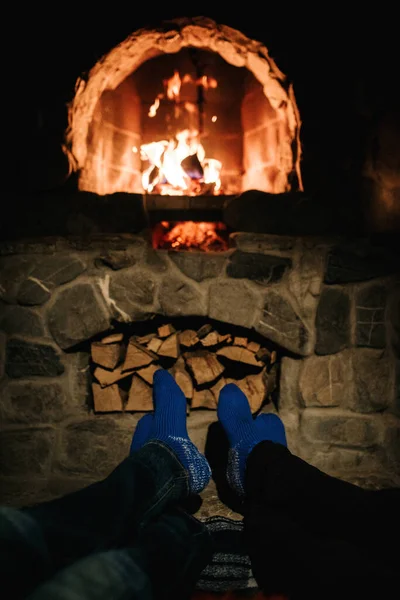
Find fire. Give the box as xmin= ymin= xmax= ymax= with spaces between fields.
xmin=154 ymin=221 xmax=228 ymax=252
xmin=139 ymin=70 xmax=221 ymax=196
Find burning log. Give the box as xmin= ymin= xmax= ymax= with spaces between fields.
xmin=92 ymin=383 xmax=123 ymax=412
xmin=184 ymin=350 xmax=225 ymax=386
xmin=91 ymin=341 xmax=122 ymax=370
xmin=122 ymin=339 xmax=157 ymax=371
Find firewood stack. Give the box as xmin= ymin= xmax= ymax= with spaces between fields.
xmin=91 ymin=324 xmax=278 ymax=414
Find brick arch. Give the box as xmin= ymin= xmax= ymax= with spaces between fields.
xmin=65 ymin=16 xmax=303 ymax=191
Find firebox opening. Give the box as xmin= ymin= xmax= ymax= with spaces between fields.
xmin=152 ymin=221 xmax=229 ymax=251
xmin=66 ymin=18 xmax=302 ymax=197
xmin=87 ymin=316 xmax=282 ymax=415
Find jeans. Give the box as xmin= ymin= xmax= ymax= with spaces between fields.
xmin=0 ymin=441 xmax=213 ymax=600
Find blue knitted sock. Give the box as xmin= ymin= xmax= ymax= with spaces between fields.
xmin=130 ymin=413 xmax=154 ymax=453
xmin=217 ymin=383 xmax=287 ymax=496
xmin=151 ymin=370 xmax=211 ymax=494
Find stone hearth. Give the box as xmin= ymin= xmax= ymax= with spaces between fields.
xmin=0 ymin=231 xmax=399 ymax=512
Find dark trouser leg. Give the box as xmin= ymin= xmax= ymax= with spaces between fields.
xmin=244 ymin=441 xmax=399 ymax=598
xmin=0 ymin=442 xmax=191 ymax=599
xmin=26 ymin=509 xmax=212 ymax=600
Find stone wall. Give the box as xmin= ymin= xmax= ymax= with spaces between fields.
xmin=0 ymin=232 xmax=399 ymax=507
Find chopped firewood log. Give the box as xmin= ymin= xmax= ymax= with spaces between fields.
xmin=136 ymin=333 xmax=156 ymax=344
xmin=92 ymin=383 xmax=123 ymax=412
xmin=233 ymin=336 xmax=247 ymax=347
xmin=125 ymin=375 xmax=153 ymax=412
xmin=158 ymin=333 xmax=179 ymax=358
xmin=158 ymin=324 xmax=176 ymax=338
xmin=179 ymin=329 xmax=198 ymax=347
xmin=216 ymin=346 xmax=264 ymax=367
xmin=100 ymin=332 xmax=124 ymax=344
xmin=94 ymin=365 xmax=135 ymax=387
xmin=91 ymin=341 xmax=122 ymax=370
xmin=184 ymin=350 xmax=225 ymax=386
xmin=147 ymin=337 xmax=162 ymax=353
xmin=122 ymin=340 xmax=157 ymax=371
xmin=226 ymin=371 xmax=266 ymax=413
xmin=196 ymin=323 xmax=213 ymax=339
xmin=270 ymin=350 xmax=277 ymax=365
xmin=200 ymin=331 xmax=219 ymax=347
xmin=255 ymin=347 xmax=272 ymax=363
xmin=191 ymin=388 xmax=217 ymax=410
xmin=174 ymin=368 xmax=194 ymax=399
xmin=137 ymin=363 xmax=161 ymax=385
xmin=247 ymin=341 xmax=261 ymax=353
xmin=210 ymin=376 xmax=227 ymax=402
xmin=217 ymin=333 xmax=232 ymax=344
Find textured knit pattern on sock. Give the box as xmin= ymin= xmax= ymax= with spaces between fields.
xmin=151 ymin=370 xmax=211 ymax=494
xmin=130 ymin=413 xmax=154 ymax=453
xmin=218 ymin=383 xmax=287 ymax=496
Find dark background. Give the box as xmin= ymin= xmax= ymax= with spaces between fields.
xmin=14 ymin=4 xmax=400 ymax=199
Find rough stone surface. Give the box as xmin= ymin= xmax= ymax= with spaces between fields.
xmin=0 ymin=305 xmax=45 ymax=337
xmin=65 ymin=351 xmax=92 ymax=413
xmin=324 ymin=243 xmax=400 ymax=284
xmin=315 ymin=287 xmax=350 ymax=355
xmin=287 ymin=246 xmax=325 ymax=318
xmin=0 ymin=257 xmax=34 ymax=304
xmin=17 ymin=256 xmax=86 ymax=306
xmin=57 ymin=417 xmax=135 ymax=478
xmin=95 ymin=246 xmax=145 ymax=270
xmin=169 ymin=251 xmax=227 ymax=282
xmin=387 ymin=284 xmax=400 ymax=359
xmin=298 ymin=444 xmax=383 ymax=478
xmin=300 ymin=351 xmax=353 ymax=408
xmin=159 ymin=276 xmax=207 ymax=316
xmin=229 ymin=232 xmax=295 ymax=252
xmin=0 ymin=331 xmax=5 ymax=380
xmin=226 ymin=250 xmax=291 ymax=284
xmin=0 ymin=477 xmax=50 ymax=507
xmin=356 ymin=283 xmax=387 ymax=348
xmin=208 ymin=279 xmax=261 ymax=328
xmin=351 ymin=349 xmax=393 ymax=413
xmin=47 ymin=283 xmax=111 ymax=349
xmin=383 ymin=415 xmax=400 ymax=474
xmin=5 ymin=339 xmax=64 ymax=378
xmin=108 ymin=268 xmax=157 ymax=320
xmin=0 ymin=428 xmax=56 ymax=476
xmin=1 ymin=381 xmax=67 ymax=424
xmin=146 ymin=249 xmax=169 ymax=272
xmin=256 ymin=291 xmax=310 ymax=355
xmin=301 ymin=409 xmax=383 ymax=448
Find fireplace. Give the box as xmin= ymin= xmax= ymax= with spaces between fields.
xmin=1 ymin=16 xmax=400 ymax=511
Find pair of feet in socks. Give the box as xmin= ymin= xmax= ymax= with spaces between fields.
xmin=130 ymin=370 xmax=287 ymax=496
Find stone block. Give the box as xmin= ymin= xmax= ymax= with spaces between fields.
xmin=108 ymin=268 xmax=157 ymax=319
xmin=47 ymin=283 xmax=111 ymax=350
xmin=300 ymin=351 xmax=353 ymax=408
xmin=0 ymin=306 xmax=45 ymax=337
xmin=0 ymin=331 xmax=5 ymax=380
xmin=17 ymin=256 xmax=86 ymax=306
xmin=350 ymin=349 xmax=393 ymax=413
xmin=382 ymin=415 xmax=400 ymax=474
xmin=169 ymin=251 xmax=227 ymax=282
xmin=256 ymin=290 xmax=310 ymax=355
xmin=0 ymin=428 xmax=56 ymax=476
xmin=301 ymin=409 xmax=383 ymax=448
xmin=229 ymin=232 xmax=295 ymax=252
xmin=324 ymin=243 xmax=399 ymax=284
xmin=145 ymin=249 xmax=169 ymax=272
xmin=1 ymin=381 xmax=67 ymax=424
xmin=355 ymin=283 xmax=387 ymax=348
xmin=278 ymin=356 xmax=302 ymax=412
xmin=0 ymin=477 xmax=49 ymax=507
xmin=159 ymin=276 xmax=207 ymax=317
xmin=95 ymin=246 xmax=145 ymax=270
xmin=315 ymin=287 xmax=350 ymax=355
xmin=0 ymin=256 xmax=34 ymax=304
xmin=226 ymin=250 xmax=291 ymax=284
xmin=387 ymin=284 xmax=400 ymax=359
xmin=5 ymin=338 xmax=64 ymax=378
xmin=57 ymin=417 xmax=136 ymax=478
xmin=209 ymin=279 xmax=261 ymax=328
xmin=297 ymin=445 xmax=382 ymax=478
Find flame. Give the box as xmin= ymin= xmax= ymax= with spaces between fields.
xmin=155 ymin=221 xmax=228 ymax=252
xmin=140 ymin=70 xmax=221 ymax=196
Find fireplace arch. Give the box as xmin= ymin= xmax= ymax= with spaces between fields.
xmin=65 ymin=17 xmax=303 ymax=196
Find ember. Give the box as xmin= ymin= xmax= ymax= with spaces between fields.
xmin=139 ymin=70 xmax=222 ymax=196
xmin=153 ymin=221 xmax=228 ymax=252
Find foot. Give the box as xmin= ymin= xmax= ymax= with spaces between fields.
xmin=130 ymin=413 xmax=154 ymax=453
xmin=217 ymin=383 xmax=287 ymax=496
